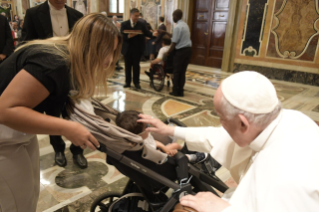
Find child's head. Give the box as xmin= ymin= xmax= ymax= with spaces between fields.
xmin=116 ymin=110 xmax=148 ymax=137
xmin=162 ymin=35 xmax=171 ymax=47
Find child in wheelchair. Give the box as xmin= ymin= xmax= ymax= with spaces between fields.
xmin=116 ymin=110 xmax=208 ymax=164
xmin=145 ymin=35 xmax=173 ymax=89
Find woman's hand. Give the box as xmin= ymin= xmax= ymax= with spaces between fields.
xmin=138 ymin=114 xmax=175 ymax=136
xmin=62 ymin=121 xmax=100 ymax=150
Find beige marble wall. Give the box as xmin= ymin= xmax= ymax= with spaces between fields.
xmin=233 ymin=0 xmax=319 ymax=74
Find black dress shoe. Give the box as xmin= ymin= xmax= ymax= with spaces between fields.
xmin=55 ymin=152 xmax=67 ymax=167
xmin=123 ymin=84 xmax=131 ymax=88
xmin=118 ymin=66 xmax=123 ymax=70
xmin=135 ymin=85 xmax=141 ymax=89
xmin=73 ymin=154 xmax=88 ymax=169
xmin=169 ymin=92 xmax=183 ymax=97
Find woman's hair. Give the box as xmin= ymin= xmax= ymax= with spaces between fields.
xmin=16 ymin=13 xmax=123 ymax=100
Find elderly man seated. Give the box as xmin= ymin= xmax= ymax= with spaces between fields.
xmin=138 ymin=71 xmax=319 ymax=212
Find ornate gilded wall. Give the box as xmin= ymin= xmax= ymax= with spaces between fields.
xmin=233 ymin=0 xmax=319 ymax=86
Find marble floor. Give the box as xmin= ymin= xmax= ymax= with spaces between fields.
xmin=36 ymin=62 xmax=319 ymax=212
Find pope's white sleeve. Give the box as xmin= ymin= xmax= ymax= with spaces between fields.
xmin=174 ymin=126 xmax=236 ymax=169
xmin=174 ymin=126 xmax=232 ymax=153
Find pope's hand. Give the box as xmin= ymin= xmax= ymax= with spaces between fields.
xmin=180 ymin=192 xmax=230 ymax=212
xmin=138 ymin=114 xmax=175 ymax=136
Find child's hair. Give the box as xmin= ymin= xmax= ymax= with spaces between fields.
xmin=162 ymin=35 xmax=171 ymax=46
xmin=116 ymin=110 xmax=145 ymax=134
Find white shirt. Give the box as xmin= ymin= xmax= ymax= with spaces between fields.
xmin=143 ymin=133 xmax=157 ymax=149
xmin=157 ymin=45 xmax=170 ymax=64
xmin=130 ymin=19 xmax=136 ymax=28
xmin=48 ymin=1 xmax=69 ymax=37
xmin=174 ymin=109 xmax=319 ymax=212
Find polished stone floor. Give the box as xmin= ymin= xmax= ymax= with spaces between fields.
xmin=36 ymin=62 xmax=319 ymax=212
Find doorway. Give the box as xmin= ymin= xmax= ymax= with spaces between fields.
xmin=190 ymin=0 xmax=230 ymax=68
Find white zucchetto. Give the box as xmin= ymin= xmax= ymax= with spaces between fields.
xmin=221 ymin=71 xmax=278 ymax=114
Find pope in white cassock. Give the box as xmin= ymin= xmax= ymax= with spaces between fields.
xmin=138 ymin=71 xmax=319 ymax=212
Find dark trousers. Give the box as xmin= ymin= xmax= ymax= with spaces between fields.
xmin=124 ymin=50 xmax=142 ymax=86
xmin=172 ymin=47 xmax=192 ymax=95
xmin=45 ymin=107 xmax=83 ymax=155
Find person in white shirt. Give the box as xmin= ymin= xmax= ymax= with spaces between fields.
xmin=138 ymin=71 xmax=319 ymax=212
xmin=144 ymin=35 xmax=171 ymax=81
xmin=150 ymin=35 xmax=171 ymax=67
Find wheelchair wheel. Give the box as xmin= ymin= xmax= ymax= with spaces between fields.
xmin=151 ymin=65 xmax=165 ymax=92
xmin=90 ymin=192 xmax=122 ymax=212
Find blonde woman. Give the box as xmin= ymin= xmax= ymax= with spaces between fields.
xmin=0 ymin=14 xmax=122 ymax=211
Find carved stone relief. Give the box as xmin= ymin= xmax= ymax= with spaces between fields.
xmin=270 ymin=0 xmax=319 ymax=60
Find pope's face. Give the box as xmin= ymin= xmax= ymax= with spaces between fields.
xmin=49 ymin=0 xmax=66 ymax=10
xmin=214 ymin=87 xmax=254 ymax=147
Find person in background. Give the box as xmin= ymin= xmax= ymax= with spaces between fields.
xmin=112 ymin=15 xmax=121 ymax=30
xmin=0 ymin=13 xmax=14 ymax=64
xmin=12 ymin=22 xmax=18 ymax=47
xmin=138 ymin=13 xmax=152 ymax=61
xmin=21 ymin=0 xmax=86 ymax=169
xmin=101 ymin=11 xmax=107 ymax=16
xmin=149 ymin=35 xmax=171 ymax=68
xmin=18 ymin=20 xmax=24 ymax=43
xmin=162 ymin=9 xmax=192 ymax=97
xmin=153 ymin=16 xmax=166 ymax=58
xmin=14 ymin=15 xmax=21 ymax=29
xmin=120 ymin=8 xmax=157 ymax=89
xmin=113 ymin=15 xmax=123 ymax=71
xmin=14 ymin=15 xmax=20 ymax=22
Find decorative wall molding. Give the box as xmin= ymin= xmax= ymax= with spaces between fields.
xmin=233 ymin=63 xmax=319 ymax=86
xmin=240 ymin=0 xmax=269 ymax=57
xmin=270 ymin=0 xmax=319 ymax=60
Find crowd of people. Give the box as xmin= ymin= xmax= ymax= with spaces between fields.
xmin=1 ymin=1 xmax=319 ymax=212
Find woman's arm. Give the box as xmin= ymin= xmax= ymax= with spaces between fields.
xmin=0 ymin=70 xmax=99 ymax=150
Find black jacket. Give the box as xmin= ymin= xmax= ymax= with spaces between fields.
xmin=154 ymin=23 xmax=167 ymax=52
xmin=120 ymin=20 xmax=153 ymax=56
xmin=0 ymin=15 xmax=14 ymax=56
xmin=21 ymin=1 xmax=83 ymax=42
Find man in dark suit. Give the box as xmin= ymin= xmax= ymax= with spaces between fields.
xmin=121 ymin=8 xmax=156 ymax=89
xmin=21 ymin=0 xmax=87 ymax=169
xmin=153 ymin=16 xmax=166 ymax=57
xmin=21 ymin=0 xmax=83 ymax=41
xmin=0 ymin=14 xmax=14 ymax=64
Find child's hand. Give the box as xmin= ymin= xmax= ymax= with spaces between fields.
xmin=167 ymin=149 xmax=178 ymax=156
xmin=162 ymin=146 xmax=177 ymax=156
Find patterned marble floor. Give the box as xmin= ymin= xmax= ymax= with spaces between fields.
xmin=36 ymin=62 xmax=319 ymax=212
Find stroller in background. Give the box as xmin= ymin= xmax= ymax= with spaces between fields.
xmin=67 ymin=99 xmax=228 ymax=212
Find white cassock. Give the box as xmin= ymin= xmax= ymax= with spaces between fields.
xmin=174 ymin=109 xmax=319 ymax=212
